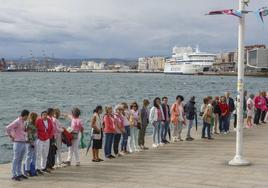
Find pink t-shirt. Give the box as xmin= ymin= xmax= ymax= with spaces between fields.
xmin=114 ymin=113 xmax=124 ymax=133
xmin=71 ymin=118 xmax=83 ymax=133
xmin=6 ymin=117 xmax=27 ymax=142
xmin=157 ymin=108 xmax=162 ymax=121
xmin=103 ymin=115 xmax=116 ymax=133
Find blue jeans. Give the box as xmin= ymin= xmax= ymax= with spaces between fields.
xmin=104 ymin=133 xmax=114 ymax=157
xmin=219 ymin=116 xmax=228 ymax=132
xmin=187 ymin=119 xmax=194 ymax=138
xmin=25 ymin=143 xmax=36 ymax=171
xmin=153 ymin=121 xmax=161 ymax=144
xmin=202 ymin=121 xmax=211 ymax=138
xmin=129 ymin=127 xmax=139 ymax=151
xmin=121 ymin=126 xmax=130 ymax=152
xmin=161 ymin=121 xmax=169 ymax=141
xmin=226 ymin=114 xmax=231 ymax=131
xmin=12 ymin=142 xmax=26 ymax=177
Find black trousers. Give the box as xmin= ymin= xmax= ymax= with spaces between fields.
xmin=234 ymin=114 xmax=237 ymax=128
xmin=261 ymin=111 xmax=267 ymax=122
xmin=254 ymin=108 xmax=262 ymax=125
xmin=46 ymin=138 xmax=56 ymax=169
xmin=113 ymin=134 xmax=121 ymax=155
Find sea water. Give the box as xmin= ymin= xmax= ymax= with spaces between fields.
xmin=0 ymin=72 xmax=267 ymax=163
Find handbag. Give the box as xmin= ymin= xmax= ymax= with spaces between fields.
xmin=129 ymin=114 xmax=135 ymax=127
xmin=137 ymin=122 xmax=141 ymax=129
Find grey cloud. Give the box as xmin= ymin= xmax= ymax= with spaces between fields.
xmin=0 ymin=0 xmax=267 ymax=58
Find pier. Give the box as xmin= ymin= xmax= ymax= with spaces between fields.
xmin=1 ymin=123 xmax=268 ymax=188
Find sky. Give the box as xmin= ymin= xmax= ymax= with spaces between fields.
xmin=0 ymin=0 xmax=267 ymax=59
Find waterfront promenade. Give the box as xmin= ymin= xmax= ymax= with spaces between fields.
xmin=1 ymin=124 xmax=268 ymax=188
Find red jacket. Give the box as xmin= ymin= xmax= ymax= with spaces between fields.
xmin=35 ymin=118 xmax=53 ymax=141
xmin=219 ymin=102 xmax=229 ymax=117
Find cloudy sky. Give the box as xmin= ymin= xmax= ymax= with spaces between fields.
xmin=0 ymin=0 xmax=267 ymax=58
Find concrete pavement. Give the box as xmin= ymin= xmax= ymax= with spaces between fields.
xmin=1 ymin=123 xmax=268 ymax=188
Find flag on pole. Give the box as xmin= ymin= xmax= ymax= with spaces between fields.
xmin=206 ymin=9 xmax=242 ymax=18
xmin=255 ymin=7 xmax=268 ymax=23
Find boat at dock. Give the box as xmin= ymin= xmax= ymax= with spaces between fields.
xmin=164 ymin=46 xmax=216 ymax=75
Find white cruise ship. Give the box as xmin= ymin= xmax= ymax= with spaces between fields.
xmin=164 ymin=46 xmax=216 ymax=74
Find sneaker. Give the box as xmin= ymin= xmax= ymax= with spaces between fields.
xmin=11 ymin=176 xmax=21 ymax=181
xmin=201 ymin=136 xmax=207 ymax=139
xmin=76 ymin=162 xmax=80 ymax=166
xmin=152 ymin=144 xmax=158 ymax=148
xmin=36 ymin=169 xmax=44 ymax=176
xmin=42 ymin=168 xmax=51 ymax=173
xmin=160 ymin=142 xmax=165 ymax=146
xmin=92 ymin=159 xmax=100 ymax=162
xmin=116 ymin=153 xmax=123 ymax=157
xmin=135 ymin=149 xmax=141 ymax=152
xmin=63 ymin=161 xmax=71 ymax=166
xmin=19 ymin=175 xmax=29 ymax=179
xmin=165 ymin=140 xmax=170 ymax=144
xmin=186 ymin=137 xmax=193 ymax=141
xmin=143 ymin=146 xmax=149 ymax=150
xmin=25 ymin=170 xmax=33 ymax=177
xmin=208 ymin=137 xmax=214 ymax=140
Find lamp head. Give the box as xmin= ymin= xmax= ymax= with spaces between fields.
xmin=243 ymin=0 xmax=250 ymax=6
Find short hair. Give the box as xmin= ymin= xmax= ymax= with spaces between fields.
xmin=72 ymin=108 xmax=81 ymax=118
xmin=93 ymin=105 xmax=103 ymax=113
xmin=28 ymin=112 xmax=38 ymax=125
xmin=207 ymin=96 xmax=213 ymax=100
xmin=121 ymin=102 xmax=128 ymax=109
xmin=41 ymin=111 xmax=47 ymax=116
xmin=162 ymin=96 xmax=168 ymax=101
xmin=21 ymin=110 xmax=30 ymax=117
xmin=176 ymin=95 xmax=184 ymax=101
xmin=47 ymin=108 xmax=54 ymax=116
xmin=143 ymin=99 xmax=150 ymax=106
xmin=203 ymin=97 xmax=209 ymax=104
xmin=249 ymin=94 xmax=255 ymax=99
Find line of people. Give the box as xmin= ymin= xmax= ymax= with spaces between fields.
xmin=5 ymin=91 xmax=268 ymax=181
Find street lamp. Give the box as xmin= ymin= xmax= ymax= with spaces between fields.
xmin=228 ymin=0 xmax=250 ymax=166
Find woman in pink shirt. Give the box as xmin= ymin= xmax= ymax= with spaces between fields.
xmin=64 ymin=108 xmax=84 ymax=166
xmin=53 ymin=108 xmax=64 ymax=167
xmin=113 ymin=105 xmax=125 ymax=157
xmin=103 ymin=106 xmax=116 ymax=159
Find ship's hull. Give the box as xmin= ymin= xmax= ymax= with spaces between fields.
xmin=164 ymin=63 xmax=205 ymax=75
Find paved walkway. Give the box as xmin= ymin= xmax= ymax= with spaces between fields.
xmin=1 ymin=124 xmax=268 ymax=188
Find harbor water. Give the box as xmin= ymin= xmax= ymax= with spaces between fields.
xmin=0 ymin=72 xmax=267 ymax=164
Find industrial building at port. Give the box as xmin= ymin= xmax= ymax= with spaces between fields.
xmin=0 ymin=44 xmax=268 ymax=73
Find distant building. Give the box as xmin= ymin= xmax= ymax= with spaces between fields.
xmin=215 ymin=44 xmax=267 ymax=71
xmin=80 ymin=61 xmax=106 ymax=70
xmin=248 ymin=48 xmax=268 ymax=69
xmin=138 ymin=56 xmax=165 ymax=71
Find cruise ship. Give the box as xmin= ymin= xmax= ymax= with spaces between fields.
xmin=164 ymin=46 xmax=216 ymax=74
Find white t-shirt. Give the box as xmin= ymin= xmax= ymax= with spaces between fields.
xmin=43 ymin=120 xmax=48 ymax=130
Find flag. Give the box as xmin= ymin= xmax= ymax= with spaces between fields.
xmin=206 ymin=9 xmax=242 ymax=18
xmin=256 ymin=7 xmax=268 ymax=23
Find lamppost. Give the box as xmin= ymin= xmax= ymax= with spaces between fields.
xmin=228 ymin=0 xmax=250 ymax=166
